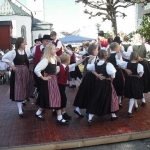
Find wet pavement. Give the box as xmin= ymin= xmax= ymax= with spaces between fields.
xmin=0 ymin=85 xmax=150 ymax=149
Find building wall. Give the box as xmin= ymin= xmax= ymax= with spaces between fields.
xmin=32 ymin=29 xmax=50 ymax=45
xmin=0 ymin=15 xmax=32 ymax=50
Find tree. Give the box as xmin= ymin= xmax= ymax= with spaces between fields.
xmin=128 ymin=15 xmax=150 ymax=42
xmin=75 ymin=0 xmax=136 ymax=36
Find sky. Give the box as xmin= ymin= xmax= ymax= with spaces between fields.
xmin=0 ymin=0 xmax=137 ymax=35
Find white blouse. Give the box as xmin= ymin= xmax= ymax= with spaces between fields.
xmin=2 ymin=49 xmax=31 ymax=63
xmin=110 ymin=51 xmax=124 ymax=66
xmin=34 ymin=58 xmax=76 ymax=77
xmin=121 ymin=43 xmax=150 ymax=60
xmin=87 ymin=60 xmax=116 ymax=78
xmin=118 ymin=61 xmax=144 ymax=77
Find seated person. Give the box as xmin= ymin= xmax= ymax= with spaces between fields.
xmin=0 ymin=55 xmax=10 ymax=84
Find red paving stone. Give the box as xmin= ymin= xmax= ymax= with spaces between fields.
xmin=0 ymin=85 xmax=150 ymax=148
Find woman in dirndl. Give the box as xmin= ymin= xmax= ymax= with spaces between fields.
xmin=2 ymin=37 xmax=30 ymax=116
xmin=34 ymin=43 xmax=68 ymax=125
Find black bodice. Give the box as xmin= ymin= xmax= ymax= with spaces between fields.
xmin=13 ymin=50 xmax=29 ymax=67
xmin=44 ymin=63 xmax=56 ymax=74
xmin=95 ymin=62 xmax=109 ymax=78
xmin=127 ymin=62 xmax=138 ymax=75
xmin=108 ymin=53 xmax=117 ymax=68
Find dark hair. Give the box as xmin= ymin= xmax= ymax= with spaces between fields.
xmin=108 ymin=37 xmax=113 ymax=44
xmin=130 ymin=51 xmax=139 ymax=61
xmin=15 ymin=37 xmax=24 ymax=50
xmin=98 ymin=30 xmax=104 ymax=37
xmin=98 ymin=50 xmax=107 ymax=59
xmin=88 ymin=44 xmax=98 ymax=55
xmin=50 ymin=31 xmax=57 ymax=36
xmin=109 ymin=42 xmax=119 ymax=51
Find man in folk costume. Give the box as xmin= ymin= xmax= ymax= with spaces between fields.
xmin=98 ymin=30 xmax=108 ymax=50
xmin=50 ymin=31 xmax=63 ymax=57
xmin=34 ymin=38 xmax=42 ymax=46
xmin=31 ymin=35 xmax=51 ymax=96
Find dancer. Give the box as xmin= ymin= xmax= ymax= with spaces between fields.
xmin=64 ymin=44 xmax=82 ymax=88
xmin=86 ymin=50 xmax=117 ymax=125
xmin=57 ymin=53 xmax=86 ymax=120
xmin=34 ymin=43 xmax=68 ymax=125
xmin=118 ymin=52 xmax=144 ymax=118
xmin=73 ymin=44 xmax=98 ymax=117
xmin=108 ymin=42 xmax=125 ymax=108
xmin=2 ymin=37 xmax=30 ymax=116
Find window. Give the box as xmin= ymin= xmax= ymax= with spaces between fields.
xmin=21 ymin=25 xmax=27 ymax=44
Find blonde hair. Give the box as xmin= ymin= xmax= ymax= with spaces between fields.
xmin=42 ymin=43 xmax=56 ymax=62
xmin=60 ymin=53 xmax=70 ymax=64
xmin=133 ymin=33 xmax=142 ymax=45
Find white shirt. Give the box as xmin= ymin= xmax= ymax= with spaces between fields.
xmin=0 ymin=60 xmax=8 ymax=70
xmin=2 ymin=49 xmax=30 ymax=63
xmin=87 ymin=60 xmax=116 ymax=78
xmin=53 ymin=39 xmax=62 ymax=49
xmin=0 ymin=51 xmax=4 ymax=56
xmin=118 ymin=61 xmax=144 ymax=77
xmin=64 ymin=47 xmax=82 ymax=60
xmin=110 ymin=51 xmax=124 ymax=65
xmin=34 ymin=58 xmax=76 ymax=77
xmin=122 ymin=43 xmax=150 ymax=60
xmin=31 ymin=45 xmax=44 ymax=57
xmin=79 ymin=48 xmax=88 ymax=55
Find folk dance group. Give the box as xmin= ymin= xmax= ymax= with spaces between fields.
xmin=2 ymin=31 xmax=150 ymax=126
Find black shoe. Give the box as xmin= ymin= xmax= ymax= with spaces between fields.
xmin=63 ymin=113 xmax=72 ymax=120
xmin=119 ymin=103 xmax=123 ymax=108
xmin=111 ymin=116 xmax=118 ymax=121
xmin=141 ymin=102 xmax=146 ymax=107
xmin=26 ymin=98 xmax=30 ymax=101
xmin=52 ymin=110 xmax=57 ymax=116
xmin=134 ymin=107 xmax=138 ymax=111
xmin=88 ymin=120 xmax=92 ymax=126
xmin=69 ymin=85 xmax=76 ymax=88
xmin=57 ymin=119 xmax=69 ymax=125
xmin=74 ymin=110 xmax=84 ymax=117
xmin=127 ymin=112 xmax=134 ymax=118
xmin=22 ymin=101 xmax=26 ymax=106
xmin=19 ymin=112 xmax=24 ymax=117
xmin=35 ymin=114 xmax=45 ymax=121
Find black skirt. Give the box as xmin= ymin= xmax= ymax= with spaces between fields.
xmin=139 ymin=59 xmax=150 ymax=93
xmin=113 ymin=68 xmax=124 ymax=96
xmin=70 ymin=62 xmax=82 ymax=79
xmin=73 ymin=72 xmax=96 ymax=109
xmin=124 ymin=76 xmax=143 ymax=99
xmin=87 ymin=79 xmax=112 ymax=116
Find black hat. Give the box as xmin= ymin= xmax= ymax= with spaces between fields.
xmin=113 ymin=36 xmax=122 ymax=44
xmin=66 ymin=44 xmax=73 ymax=50
xmin=34 ymin=38 xmax=42 ymax=43
xmin=42 ymin=35 xmax=51 ymax=40
xmin=98 ymin=30 xmax=104 ymax=37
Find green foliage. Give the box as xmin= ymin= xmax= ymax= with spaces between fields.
xmin=128 ymin=15 xmax=150 ymax=42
